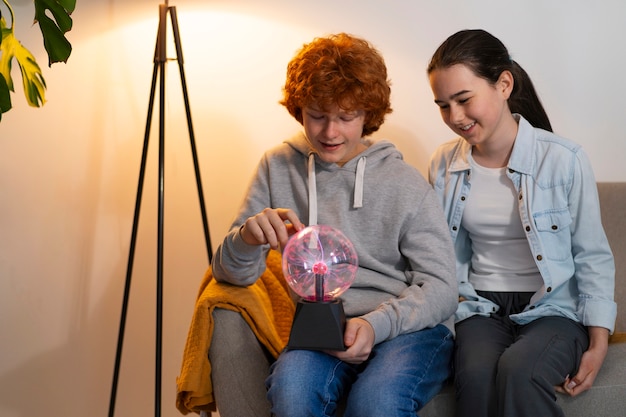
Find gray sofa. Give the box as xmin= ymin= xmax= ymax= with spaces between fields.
xmin=205 ymin=182 xmax=625 ymax=417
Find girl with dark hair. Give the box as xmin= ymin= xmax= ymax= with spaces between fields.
xmin=427 ymin=29 xmax=616 ymax=417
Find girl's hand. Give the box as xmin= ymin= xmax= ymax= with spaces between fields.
xmin=555 ymin=326 xmax=609 ymax=397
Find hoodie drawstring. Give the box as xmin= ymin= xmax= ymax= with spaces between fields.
xmin=307 ymin=154 xmax=318 ymax=227
xmin=353 ymin=157 xmax=366 ymax=208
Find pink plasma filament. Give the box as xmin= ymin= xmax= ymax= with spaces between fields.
xmin=312 ymin=262 xmax=328 ymax=274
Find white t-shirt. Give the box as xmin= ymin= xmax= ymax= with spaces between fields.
xmin=462 ymin=157 xmax=543 ymax=292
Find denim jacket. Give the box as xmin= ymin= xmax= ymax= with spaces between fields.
xmin=428 ymin=115 xmax=617 ymax=333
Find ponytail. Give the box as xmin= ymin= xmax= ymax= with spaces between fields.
xmin=508 ymin=61 xmax=552 ymax=132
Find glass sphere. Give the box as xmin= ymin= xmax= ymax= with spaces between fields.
xmin=282 ymin=224 xmax=358 ymax=302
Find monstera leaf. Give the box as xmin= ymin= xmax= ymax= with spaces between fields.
xmin=34 ymin=0 xmax=75 ymax=65
xmin=0 ymin=0 xmax=74 ymax=121
xmin=0 ymin=69 xmax=10 ymax=117
xmin=0 ymin=11 xmax=47 ymax=108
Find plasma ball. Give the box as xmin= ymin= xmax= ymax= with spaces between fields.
xmin=282 ymin=224 xmax=358 ymax=301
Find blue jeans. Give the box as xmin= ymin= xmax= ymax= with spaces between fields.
xmin=265 ymin=324 xmax=453 ymax=417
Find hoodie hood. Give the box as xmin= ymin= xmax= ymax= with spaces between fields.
xmin=285 ymin=132 xmax=402 ymax=226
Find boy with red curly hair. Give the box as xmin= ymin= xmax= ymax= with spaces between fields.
xmin=211 ymin=33 xmax=457 ymax=417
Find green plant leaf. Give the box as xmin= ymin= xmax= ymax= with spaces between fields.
xmin=1 ymin=13 xmax=46 ymax=107
xmin=0 ymin=0 xmax=73 ymax=121
xmin=0 ymin=73 xmax=11 ymax=119
xmin=34 ymin=0 xmax=76 ymax=65
xmin=0 ymin=5 xmax=3 ymax=118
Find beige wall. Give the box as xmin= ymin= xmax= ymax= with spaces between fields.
xmin=1 ymin=0 xmax=624 ymax=416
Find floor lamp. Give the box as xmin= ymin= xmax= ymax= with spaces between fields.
xmin=108 ymin=2 xmax=213 ymax=416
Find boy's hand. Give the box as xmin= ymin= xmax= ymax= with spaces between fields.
xmin=240 ymin=208 xmax=304 ymax=249
xmin=327 ymin=318 xmax=375 ymax=364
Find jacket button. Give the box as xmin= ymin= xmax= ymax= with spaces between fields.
xmin=461 ymin=196 xmax=466 ymax=201
xmin=529 ymin=305 xmax=536 ymax=310
xmin=509 ymin=168 xmax=514 ymax=173
xmin=519 ymin=193 xmax=523 ymax=200
xmin=547 ymin=287 xmax=552 ymax=292
xmin=551 ymin=225 xmax=558 ymax=230
xmin=536 ymin=255 xmax=543 ymax=261
xmin=525 ymin=226 xmax=531 ymax=232
xmin=452 ymin=226 xmax=458 ymax=231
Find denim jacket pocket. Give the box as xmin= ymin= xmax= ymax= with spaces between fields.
xmin=533 ymin=208 xmax=573 ymax=261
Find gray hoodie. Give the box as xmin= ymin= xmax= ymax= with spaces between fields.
xmin=213 ymin=132 xmax=457 ymax=343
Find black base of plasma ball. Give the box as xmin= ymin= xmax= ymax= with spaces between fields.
xmin=287 ymin=298 xmax=346 ymax=351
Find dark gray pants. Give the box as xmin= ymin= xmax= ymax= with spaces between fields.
xmin=454 ymin=292 xmax=589 ymax=417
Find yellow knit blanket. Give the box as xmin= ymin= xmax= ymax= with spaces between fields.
xmin=175 ymin=250 xmax=295 ymax=414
